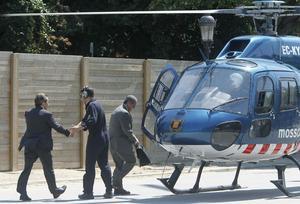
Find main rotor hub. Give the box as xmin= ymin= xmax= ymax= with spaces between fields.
xmin=238 ymin=1 xmax=290 ymax=35
xmin=253 ymin=0 xmax=285 ymax=8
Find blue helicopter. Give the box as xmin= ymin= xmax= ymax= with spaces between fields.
xmin=140 ymin=0 xmax=300 ymax=197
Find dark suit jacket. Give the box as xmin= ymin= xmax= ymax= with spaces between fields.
xmin=81 ymin=99 xmax=109 ymax=144
xmin=19 ymin=106 xmax=70 ymax=151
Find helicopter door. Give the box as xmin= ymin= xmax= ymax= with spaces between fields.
xmin=248 ymin=74 xmax=276 ymax=141
xmin=142 ymin=65 xmax=179 ymax=140
xmin=273 ymin=75 xmax=300 ymax=141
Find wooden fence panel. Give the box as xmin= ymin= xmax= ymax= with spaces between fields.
xmin=17 ymin=53 xmax=82 ymax=170
xmin=88 ymin=57 xmax=145 ymax=143
xmin=0 ymin=52 xmax=12 ymax=171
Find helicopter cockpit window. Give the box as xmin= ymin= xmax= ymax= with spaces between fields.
xmin=165 ymin=69 xmax=204 ymax=109
xmin=280 ymin=79 xmax=298 ymax=110
xmin=188 ymin=68 xmax=250 ymax=115
xmin=255 ymin=76 xmax=274 ymax=114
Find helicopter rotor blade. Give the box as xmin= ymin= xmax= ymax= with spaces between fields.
xmin=280 ymin=6 xmax=300 ymax=9
xmin=276 ymin=6 xmax=300 ymax=15
xmin=279 ymin=13 xmax=300 ymax=17
xmin=0 ymin=9 xmax=244 ymax=17
xmin=2 ymin=4 xmax=300 ymax=19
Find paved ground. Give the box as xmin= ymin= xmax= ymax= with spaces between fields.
xmin=0 ymin=165 xmax=300 ymax=203
xmin=0 ymin=166 xmax=174 ymax=187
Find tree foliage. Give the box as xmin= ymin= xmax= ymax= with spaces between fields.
xmin=0 ymin=0 xmax=52 ymax=53
xmin=58 ymin=0 xmax=254 ymax=59
xmin=1 ymin=0 xmax=300 ymax=60
xmin=0 ymin=0 xmax=77 ymax=53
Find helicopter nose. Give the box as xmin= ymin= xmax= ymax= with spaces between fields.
xmin=170 ymin=119 xmax=183 ymax=131
xmin=156 ymin=109 xmax=242 ymax=150
xmin=157 ymin=109 xmax=212 ymax=144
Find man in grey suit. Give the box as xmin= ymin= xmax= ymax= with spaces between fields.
xmin=109 ymin=95 xmax=140 ymax=195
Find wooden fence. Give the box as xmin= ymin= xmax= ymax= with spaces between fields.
xmin=0 ymin=52 xmax=11 ymax=171
xmin=0 ymin=51 xmax=195 ymax=171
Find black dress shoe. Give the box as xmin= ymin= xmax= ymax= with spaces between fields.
xmin=103 ymin=191 xmax=113 ymax=199
xmin=114 ymin=188 xmax=130 ymax=195
xmin=20 ymin=194 xmax=31 ymax=201
xmin=53 ymin=185 xmax=67 ymax=199
xmin=78 ymin=193 xmax=94 ymax=200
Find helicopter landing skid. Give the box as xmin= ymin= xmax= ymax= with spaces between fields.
xmin=158 ymin=161 xmax=242 ymax=194
xmin=271 ymin=155 xmax=300 ymax=197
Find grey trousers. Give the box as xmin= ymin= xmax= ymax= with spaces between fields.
xmin=111 ymin=147 xmax=136 ymax=189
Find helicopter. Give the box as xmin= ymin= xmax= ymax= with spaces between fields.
xmin=2 ymin=0 xmax=300 ymax=198
xmin=141 ymin=0 xmax=300 ymax=197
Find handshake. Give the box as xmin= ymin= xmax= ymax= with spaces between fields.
xmin=67 ymin=123 xmax=83 ymax=137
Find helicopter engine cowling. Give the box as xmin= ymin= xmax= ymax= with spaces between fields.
xmin=217 ymin=35 xmax=300 ymax=70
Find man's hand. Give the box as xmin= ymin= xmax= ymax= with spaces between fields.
xmin=18 ymin=144 xmax=23 ymax=151
xmin=68 ymin=128 xmax=75 ymax=137
xmin=69 ymin=124 xmax=83 ymax=136
xmin=134 ymin=140 xmax=140 ymax=148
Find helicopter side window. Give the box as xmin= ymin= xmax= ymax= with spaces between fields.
xmin=151 ymin=71 xmax=176 ymax=112
xmin=255 ymin=76 xmax=274 ymax=114
xmin=280 ymin=79 xmax=298 ymax=110
xmin=250 ymin=119 xmax=272 ymax=138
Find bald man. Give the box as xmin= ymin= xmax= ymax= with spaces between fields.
xmin=109 ymin=95 xmax=140 ymax=195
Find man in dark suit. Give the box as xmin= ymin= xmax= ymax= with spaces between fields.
xmin=109 ymin=95 xmax=140 ymax=195
xmin=17 ymin=93 xmax=71 ymax=201
xmin=71 ymin=86 xmax=113 ymax=200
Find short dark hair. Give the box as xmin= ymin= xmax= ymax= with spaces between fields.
xmin=35 ymin=93 xmax=48 ymax=107
xmin=80 ymin=86 xmax=94 ymax=98
xmin=123 ymin=95 xmax=137 ymax=104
